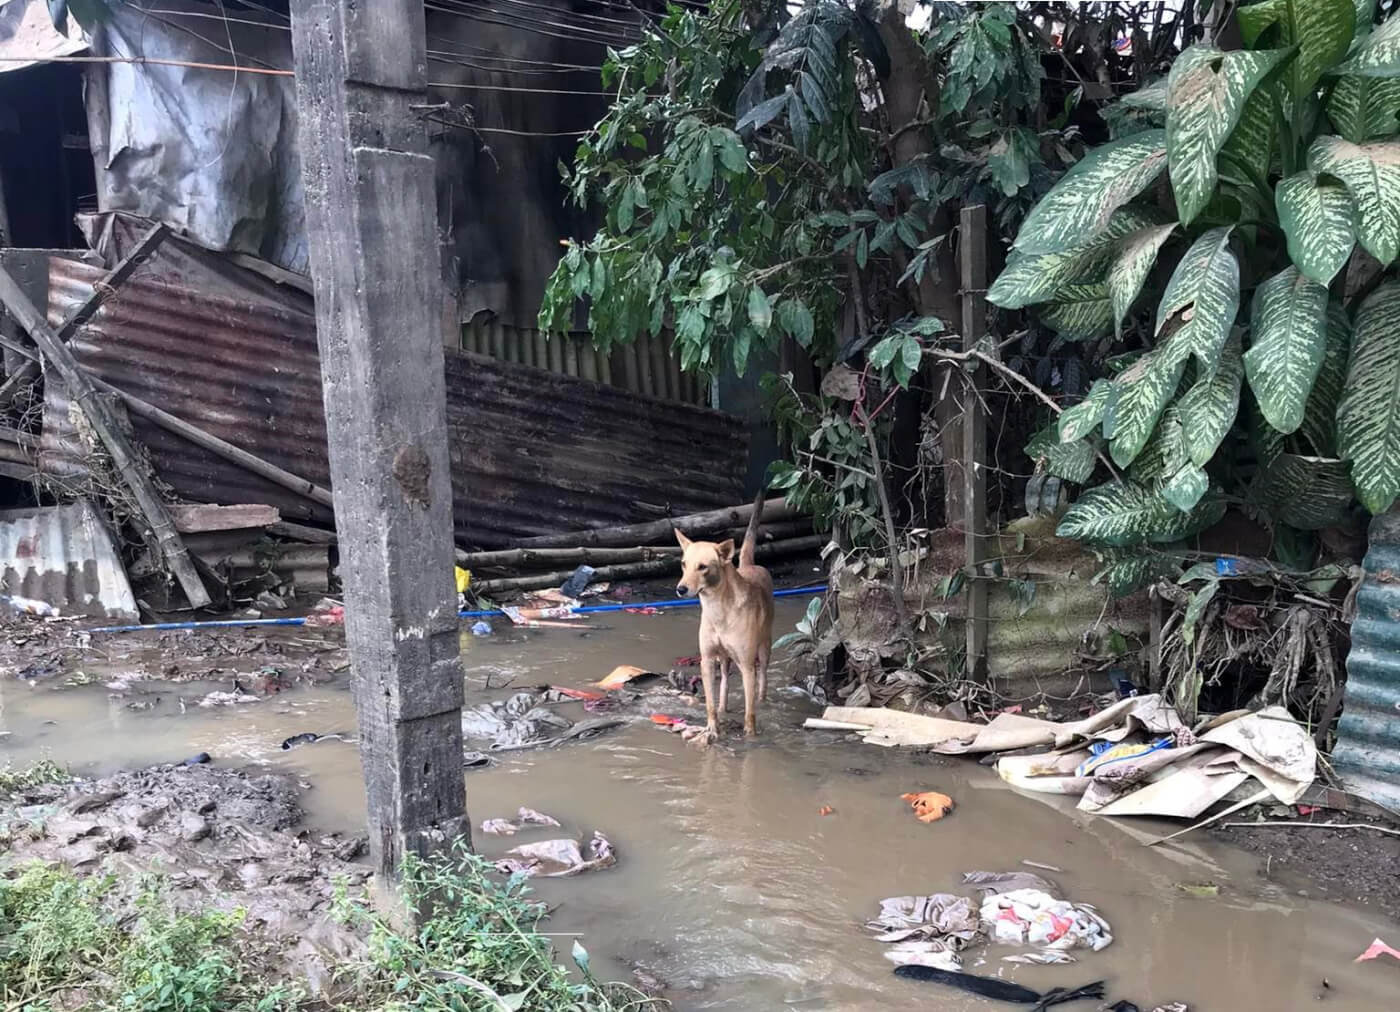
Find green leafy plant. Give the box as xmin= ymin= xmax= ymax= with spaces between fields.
xmin=991 ymin=0 xmax=1400 ymax=589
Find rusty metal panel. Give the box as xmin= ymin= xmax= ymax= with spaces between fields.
xmin=0 ymin=500 xmax=138 ymax=619
xmin=1335 ymin=508 xmax=1400 ymax=813
xmin=38 ymin=242 xmax=749 ymax=548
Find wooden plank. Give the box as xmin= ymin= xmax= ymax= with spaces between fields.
xmin=0 ymin=262 xmax=211 ymax=608
xmin=170 ymin=503 xmax=281 ymax=534
xmin=960 ymin=204 xmax=989 ymax=682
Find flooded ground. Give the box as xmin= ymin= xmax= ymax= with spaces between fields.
xmin=2 ymin=599 xmax=1396 ymax=1010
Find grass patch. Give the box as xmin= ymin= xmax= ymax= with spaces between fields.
xmin=0 ymin=844 xmax=657 ymax=1011
xmin=0 ymin=761 xmax=68 ymax=795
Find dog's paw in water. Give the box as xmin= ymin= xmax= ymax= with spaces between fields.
xmin=681 ymin=724 xmax=719 ymax=748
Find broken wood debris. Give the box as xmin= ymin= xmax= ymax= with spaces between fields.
xmin=512 ymin=497 xmax=796 ymax=550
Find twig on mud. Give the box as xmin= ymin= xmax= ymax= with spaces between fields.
xmin=1220 ymin=821 xmax=1400 ymax=838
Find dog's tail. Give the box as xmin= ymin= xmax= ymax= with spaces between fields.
xmin=740 ymin=490 xmax=765 ymax=568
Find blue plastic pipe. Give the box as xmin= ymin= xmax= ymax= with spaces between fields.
xmin=87 ymin=585 xmax=828 ymax=635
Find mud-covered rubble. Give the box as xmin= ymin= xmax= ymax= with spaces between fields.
xmin=0 ymin=764 xmax=370 ymax=993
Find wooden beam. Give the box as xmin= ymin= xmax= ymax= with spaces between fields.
xmin=170 ymin=503 xmax=281 ymax=534
xmin=960 ymin=204 xmax=989 ymax=682
xmin=0 ymin=262 xmax=211 ymax=608
xmin=513 ymin=497 xmax=795 ymax=549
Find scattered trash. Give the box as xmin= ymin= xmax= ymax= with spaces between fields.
xmin=1105 ymin=1003 xmax=1139 ymax=1012
xmin=1074 ymin=737 xmax=1172 ymax=777
xmin=867 ymin=893 xmax=981 ymax=969
xmin=1296 ymin=804 xmax=1321 ymax=816
xmin=1174 ymin=882 xmax=1220 ymax=898
xmin=462 ymin=751 xmax=491 ymax=768
xmin=482 ymin=807 xmax=564 ymax=836
xmin=891 ymin=966 xmax=1105 ymax=1008
xmin=1 ymin=595 xmax=61 ymax=617
xmin=181 ymin=753 xmax=211 ymax=766
xmin=494 ymin=831 xmax=616 ymax=878
xmin=483 ymin=819 xmax=518 ymax=836
xmin=674 ymin=654 xmax=701 ymax=667
xmin=624 ymin=607 xmax=662 ymax=615
xmin=1021 ymin=860 xmax=1062 ymax=873
xmin=280 ymin=732 xmax=353 ymax=750
xmin=545 ymin=685 xmax=607 ymax=702
xmin=1002 ymin=950 xmax=1077 ymax=965
xmin=597 ymin=665 xmax=661 ymax=690
xmin=963 ymin=870 xmax=1060 ymax=896
xmin=818 ymin=805 xmax=834 ymax=816
xmin=902 ymin=791 xmax=954 ymax=823
xmin=1355 ymin=937 xmax=1400 ymax=963
xmin=559 ymin=565 xmax=595 ymax=600
xmin=198 ymin=690 xmax=258 ymax=707
xmin=471 ymin=621 xmax=493 ymax=636
xmin=982 ymin=889 xmax=1112 ymax=952
xmin=304 ymin=604 xmax=344 ymax=627
xmin=455 ymin=566 xmax=472 ymax=594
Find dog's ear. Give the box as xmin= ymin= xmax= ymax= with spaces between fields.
xmin=716 ymin=539 xmax=735 ymax=563
xmin=674 ymin=528 xmax=692 ymax=549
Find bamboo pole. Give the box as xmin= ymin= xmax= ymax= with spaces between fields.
xmin=512 ymin=497 xmax=796 ymax=549
xmin=460 ymin=521 xmax=814 ymax=570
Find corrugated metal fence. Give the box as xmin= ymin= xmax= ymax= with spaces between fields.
xmin=1335 ymin=507 xmax=1400 ymax=812
xmin=462 ymin=315 xmax=709 ymax=407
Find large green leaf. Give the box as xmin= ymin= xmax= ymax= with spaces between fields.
xmin=1012 ymin=131 xmax=1168 ymax=255
xmin=1220 ymin=80 xmax=1281 ymax=185
xmin=1177 ymin=334 xmax=1245 ymax=466
xmin=989 ymin=208 xmax=1162 ymax=310
xmin=1299 ymin=301 xmax=1352 ymax=453
xmin=1166 ymin=46 xmax=1292 ymax=224
xmin=1093 ymin=549 xmax=1183 ymax=598
xmin=1275 ymin=171 xmax=1356 ymax=283
xmin=1108 ymin=223 xmax=1176 ymax=336
xmin=1335 ymin=12 xmax=1400 ymax=75
xmin=1308 ymin=135 xmax=1400 ymax=265
xmin=1326 ymin=75 xmax=1400 ymax=142
xmin=1164 ymin=463 xmax=1211 ymax=512
xmin=1026 ymin=425 xmax=1096 ymax=484
xmin=1155 ymin=227 xmax=1241 ymax=373
xmin=1253 ymin=453 xmax=1355 ymax=527
xmin=1128 ymin=405 xmax=1189 ymax=487
xmin=1337 ymin=280 xmax=1400 ymax=512
xmin=1106 ymin=346 xmax=1188 ymax=468
xmin=1037 ymin=283 xmax=1113 ymax=340
xmin=1056 ymin=480 xmax=1226 ymax=547
xmin=1059 ymin=379 xmax=1114 ymax=442
xmin=1243 ymin=266 xmax=1329 ymax=433
xmin=1238 ymin=0 xmax=1355 ymax=98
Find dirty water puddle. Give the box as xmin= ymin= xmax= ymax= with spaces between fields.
xmin=2 ymin=602 xmax=1395 ymax=1010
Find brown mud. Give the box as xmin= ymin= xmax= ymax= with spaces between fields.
xmin=2 ymin=598 xmax=1398 ymax=1010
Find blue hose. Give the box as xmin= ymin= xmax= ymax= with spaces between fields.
xmin=87 ymin=585 xmax=828 ymax=635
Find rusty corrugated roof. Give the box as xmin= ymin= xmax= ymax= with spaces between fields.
xmin=1335 ymin=508 xmax=1400 ymax=813
xmin=0 ymin=501 xmax=138 ymax=619
xmin=38 ymin=240 xmax=749 ymax=548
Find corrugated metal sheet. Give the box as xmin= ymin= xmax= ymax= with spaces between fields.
xmin=1335 ymin=508 xmax=1400 ymax=813
xmin=37 ymin=239 xmax=749 ymax=548
xmin=0 ymin=500 xmax=138 ymax=619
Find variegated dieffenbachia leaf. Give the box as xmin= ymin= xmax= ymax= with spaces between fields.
xmin=1012 ymin=131 xmax=1168 ymax=255
xmin=1106 ymin=346 xmax=1188 ymax=468
xmin=1129 ymin=405 xmax=1189 ymax=487
xmin=1243 ymin=266 xmax=1329 ymax=433
xmin=1220 ymin=80 xmax=1282 ymax=186
xmin=1121 ymin=78 xmax=1169 ymax=110
xmin=1092 ymin=548 xmax=1183 ymax=598
xmin=1299 ymin=301 xmax=1352 ymax=454
xmin=1108 ymin=223 xmax=1176 ymax=336
xmin=1056 ymin=480 xmax=1226 ymax=547
xmin=1155 ymin=227 xmax=1241 ymax=373
xmin=1308 ymin=136 xmax=1400 ymax=265
xmin=988 ymin=208 xmax=1163 ymax=309
xmin=1037 ymin=283 xmax=1113 ymax=340
xmin=1026 ymin=425 xmax=1096 ymax=484
xmin=1335 ymin=11 xmax=1400 ymax=75
xmin=1177 ymin=333 xmax=1245 ymax=466
xmin=1252 ymin=453 xmax=1356 ymax=528
xmin=1058 ymin=379 xmax=1114 ymax=442
xmin=1275 ymin=171 xmax=1356 ymax=283
xmin=1337 ymin=280 xmax=1400 ymax=512
xmin=1326 ymin=75 xmax=1400 ymax=142
xmin=1166 ymin=45 xmax=1292 ymax=224
xmin=1237 ymin=0 xmax=1356 ymax=99
xmin=1164 ymin=462 xmax=1211 ymax=512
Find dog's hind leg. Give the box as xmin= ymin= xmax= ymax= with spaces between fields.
xmin=756 ymin=641 xmax=770 ymax=703
xmin=717 ymin=659 xmax=731 ymax=719
xmin=740 ymin=660 xmax=759 ymax=737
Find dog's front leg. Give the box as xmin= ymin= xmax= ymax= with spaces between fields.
xmin=683 ymin=654 xmax=722 ymax=746
xmin=717 ymin=660 xmax=730 ymax=719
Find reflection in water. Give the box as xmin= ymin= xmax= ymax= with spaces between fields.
xmin=1 ymin=603 xmax=1393 ymax=1010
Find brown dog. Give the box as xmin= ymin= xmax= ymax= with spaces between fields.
xmin=674 ymin=494 xmax=774 ymax=742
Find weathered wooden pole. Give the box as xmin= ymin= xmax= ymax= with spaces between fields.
xmin=960 ymin=204 xmax=989 ymax=682
xmin=290 ymin=0 xmax=469 ymax=887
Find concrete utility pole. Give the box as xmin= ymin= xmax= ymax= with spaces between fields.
xmin=290 ymin=0 xmax=469 ymax=887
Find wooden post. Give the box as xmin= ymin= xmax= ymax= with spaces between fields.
xmin=290 ymin=0 xmax=469 ymax=887
xmin=0 ymin=264 xmax=211 ymax=609
xmin=960 ymin=205 xmax=989 ymax=681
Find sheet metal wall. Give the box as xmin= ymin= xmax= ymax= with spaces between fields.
xmin=36 ymin=243 xmax=749 ymax=548
xmin=1335 ymin=508 xmax=1400 ymax=812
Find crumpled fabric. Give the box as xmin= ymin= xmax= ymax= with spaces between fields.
xmin=460 ymin=692 xmax=585 ymax=751
xmin=980 ymin=889 xmax=1112 ymax=952
xmin=494 ymin=832 xmax=615 ymax=878
xmin=481 ymin=807 xmax=562 ymax=836
xmin=867 ymin=893 xmax=982 ymax=968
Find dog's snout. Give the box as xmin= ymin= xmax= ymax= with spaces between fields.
xmin=675 ymin=584 xmax=688 ymax=598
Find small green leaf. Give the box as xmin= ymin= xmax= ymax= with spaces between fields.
xmin=1252 ymin=453 xmax=1355 ymax=528
xmin=732 ymin=327 xmax=753 ymax=376
xmin=1107 ymin=348 xmax=1188 ymax=468
xmin=747 ymin=285 xmax=772 ymax=334
xmin=1038 ymin=283 xmax=1113 ymax=341
xmin=1059 ymin=380 xmax=1114 ymax=442
xmin=1334 ymin=12 xmax=1400 ymax=76
xmin=617 ymin=185 xmax=635 ymax=232
xmin=572 ymin=939 xmax=591 ymax=973
xmin=1275 ymin=171 xmax=1356 ymax=284
xmin=1164 ymin=463 xmax=1210 ymax=512
xmin=901 ymin=336 xmax=923 ymax=376
xmin=697 ymin=265 xmax=731 ymax=301
xmin=1108 ymin=223 xmax=1176 ymax=336
xmin=856 ymin=229 xmax=869 ymax=269
xmin=1244 ymin=265 xmax=1329 ymax=434
xmin=1178 ymin=334 xmax=1244 ymax=467
xmin=989 ymin=207 xmax=1163 ymax=310
xmin=1027 ymin=425 xmax=1097 ymax=483
xmin=1337 ymin=280 xmax=1400 ymax=512
xmin=1013 ymin=131 xmax=1168 ymax=255
xmin=1299 ymin=301 xmax=1352 ymax=454
xmin=778 ymin=298 xmax=815 ymax=347
xmin=1156 ymin=227 xmax=1240 ymax=373
xmin=1326 ymin=75 xmax=1400 ymax=143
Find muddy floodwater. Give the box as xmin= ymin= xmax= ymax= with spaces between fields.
xmin=2 ymin=600 xmax=1395 ymax=1010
